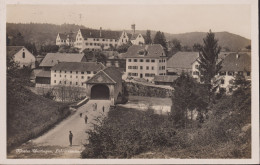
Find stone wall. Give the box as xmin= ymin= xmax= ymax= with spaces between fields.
xmin=125 ymin=82 xmax=173 ymax=98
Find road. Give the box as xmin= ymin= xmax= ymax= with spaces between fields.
xmin=8 ymin=99 xmax=111 ymax=159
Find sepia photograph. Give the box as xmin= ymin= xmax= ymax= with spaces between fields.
xmin=0 ymin=0 xmax=259 ymax=164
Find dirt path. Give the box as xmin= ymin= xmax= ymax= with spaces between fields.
xmin=7 ymin=100 xmax=111 ymax=159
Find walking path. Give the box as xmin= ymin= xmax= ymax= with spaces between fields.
xmin=7 ymin=100 xmax=111 ymax=159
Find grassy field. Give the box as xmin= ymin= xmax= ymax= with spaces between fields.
xmin=7 ymin=85 xmax=71 ymax=152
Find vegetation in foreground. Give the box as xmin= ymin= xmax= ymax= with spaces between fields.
xmin=7 ymin=57 xmax=70 ymax=152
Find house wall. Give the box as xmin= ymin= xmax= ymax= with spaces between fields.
xmin=191 ymin=61 xmax=200 ymax=81
xmin=126 ymin=57 xmax=167 ymax=81
xmin=14 ymin=48 xmax=36 ymax=69
xmin=50 ymin=69 xmax=96 ymax=87
xmin=118 ymin=31 xmax=129 ymax=46
xmin=131 ymin=34 xmax=145 ymax=45
xmin=56 ymin=34 xmax=66 ymax=46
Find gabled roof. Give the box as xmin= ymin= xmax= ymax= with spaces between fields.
xmin=36 ymin=70 xmax=51 ymax=78
xmin=58 ymin=32 xmax=76 ymax=41
xmin=123 ymin=44 xmax=166 ymax=59
xmin=130 ymin=33 xmax=140 ymax=40
xmin=58 ymin=33 xmax=67 ymax=40
xmin=167 ymin=52 xmax=199 ymax=69
xmin=220 ymin=53 xmax=251 ymax=72
xmin=51 ymin=62 xmax=105 ymax=72
xmin=154 ymin=75 xmax=178 ymax=83
xmin=7 ymin=46 xmax=24 ymax=57
xmin=86 ymin=67 xmax=122 ymax=84
xmin=80 ymin=29 xmax=121 ymax=40
xmin=39 ymin=53 xmax=85 ymax=67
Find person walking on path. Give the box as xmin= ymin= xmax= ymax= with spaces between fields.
xmin=85 ymin=115 xmax=88 ymax=124
xmin=102 ymin=106 xmax=105 ymax=113
xmin=69 ymin=131 xmax=73 ymax=146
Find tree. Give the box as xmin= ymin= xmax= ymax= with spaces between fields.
xmin=170 ymin=39 xmax=182 ymax=51
xmin=182 ymin=45 xmax=192 ymax=52
xmin=58 ymin=45 xmax=79 ymax=53
xmin=192 ymin=43 xmax=203 ymax=52
xmin=171 ymin=73 xmax=208 ymax=128
xmin=117 ymin=41 xmax=132 ymax=53
xmin=153 ymin=31 xmax=167 ymax=50
xmin=145 ymin=30 xmax=152 ymax=44
xmin=197 ymin=30 xmax=222 ymax=104
xmin=25 ymin=42 xmax=38 ymax=55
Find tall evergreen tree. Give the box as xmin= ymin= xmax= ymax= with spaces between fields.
xmin=153 ymin=31 xmax=167 ymax=50
xmin=198 ymin=30 xmax=222 ymax=103
xmin=145 ymin=30 xmax=152 ymax=44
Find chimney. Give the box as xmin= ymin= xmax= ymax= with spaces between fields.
xmin=131 ymin=24 xmax=135 ymax=34
xmin=100 ymin=27 xmax=102 ymax=37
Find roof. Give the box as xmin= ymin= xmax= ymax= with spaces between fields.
xmin=220 ymin=53 xmax=251 ymax=72
xmin=130 ymin=33 xmax=139 ymax=40
xmin=86 ymin=67 xmax=122 ymax=84
xmin=39 ymin=53 xmax=85 ymax=67
xmin=167 ymin=52 xmax=199 ymax=69
xmin=7 ymin=46 xmax=24 ymax=57
xmin=58 ymin=33 xmax=67 ymax=40
xmin=36 ymin=70 xmax=51 ymax=78
xmin=123 ymin=44 xmax=166 ymax=59
xmin=51 ymin=62 xmax=105 ymax=72
xmin=154 ymin=75 xmax=178 ymax=83
xmin=80 ymin=29 xmax=121 ymax=40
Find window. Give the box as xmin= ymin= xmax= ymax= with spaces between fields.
xmin=228 ymin=71 xmax=234 ymax=76
xmin=134 ymin=59 xmax=137 ymax=62
xmin=70 ymin=75 xmax=72 ymax=78
xmin=54 ymin=74 xmax=56 ymax=77
xmin=247 ymin=72 xmax=250 ymax=76
xmin=54 ymin=70 xmax=56 ymax=73
xmin=76 ymin=71 xmax=78 ymax=74
xmin=65 ymin=71 xmax=66 ymax=73
xmin=90 ymin=43 xmax=93 ymax=46
xmin=128 ymin=66 xmax=132 ymax=69
xmin=54 ymin=80 xmax=56 ymax=83
xmin=81 ymin=72 xmax=84 ymax=74
xmin=103 ymin=39 xmax=105 ymax=41
xmin=97 ymin=39 xmax=99 ymax=41
xmin=151 ymin=59 xmax=155 ymax=63
xmin=146 ymin=59 xmax=150 ymax=62
xmin=193 ymin=71 xmax=199 ymax=75
xmin=152 ymin=66 xmax=154 ymax=70
xmin=238 ymin=71 xmax=243 ymax=75
xmin=110 ymin=39 xmax=113 ymax=42
xmin=70 ymin=71 xmax=72 ymax=74
xmin=140 ymin=66 xmax=143 ymax=70
xmin=94 ymin=43 xmax=96 ymax=46
xmin=22 ymin=52 xmax=25 ymax=58
xmin=219 ymin=71 xmax=226 ymax=76
xmin=76 ymin=76 xmax=78 ymax=78
xmin=81 ymin=76 xmax=84 ymax=79
xmin=59 ymin=81 xmax=61 ymax=84
xmin=140 ymin=59 xmax=143 ymax=62
xmin=64 ymin=75 xmax=66 ymax=78
xmin=60 ymin=70 xmax=61 ymax=73
xmin=128 ymin=73 xmax=131 ymax=76
xmin=146 ymin=66 xmax=149 ymax=70
xmin=221 ymin=79 xmax=225 ymax=84
xmin=76 ymin=82 xmax=78 ymax=85
xmin=195 ymin=65 xmax=199 ymax=69
xmin=94 ymin=71 xmax=97 ymax=74
xmin=60 ymin=75 xmax=61 ymax=77
xmin=133 ymin=66 xmax=138 ymax=69
xmin=86 ymin=43 xmax=89 ymax=46
xmin=87 ymin=71 xmax=91 ymax=74
xmin=70 ymin=82 xmax=72 ymax=85
xmin=64 ymin=81 xmax=66 ymax=84
xmin=93 ymin=39 xmax=96 ymax=41
xmin=128 ymin=59 xmax=132 ymax=62
xmin=87 ymin=76 xmax=90 ymax=79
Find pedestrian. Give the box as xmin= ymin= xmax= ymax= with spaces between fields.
xmin=102 ymin=106 xmax=105 ymax=113
xmin=69 ymin=131 xmax=73 ymax=146
xmin=80 ymin=113 xmax=82 ymax=117
xmin=92 ymin=103 xmax=95 ymax=111
xmin=85 ymin=115 xmax=88 ymax=124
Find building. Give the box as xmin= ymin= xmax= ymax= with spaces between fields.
xmin=218 ymin=53 xmax=251 ymax=91
xmin=74 ymin=28 xmax=121 ymax=51
xmin=117 ymin=24 xmax=145 ymax=46
xmin=124 ymin=44 xmax=167 ymax=81
xmin=167 ymin=52 xmax=200 ymax=80
xmin=7 ymin=46 xmax=36 ymax=69
xmin=85 ymin=67 xmax=122 ymax=105
xmin=36 ymin=53 xmax=86 ymax=87
xmin=154 ymin=75 xmax=178 ymax=85
xmin=56 ymin=32 xmax=76 ymax=46
xmin=50 ymin=62 xmax=105 ymax=87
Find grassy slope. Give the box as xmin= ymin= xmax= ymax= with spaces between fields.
xmin=7 ymin=84 xmax=71 ymax=152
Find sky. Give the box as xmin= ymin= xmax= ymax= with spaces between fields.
xmin=6 ymin=4 xmax=251 ymax=39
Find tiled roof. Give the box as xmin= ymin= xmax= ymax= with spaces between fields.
xmin=154 ymin=75 xmax=178 ymax=83
xmin=7 ymin=46 xmax=24 ymax=57
xmin=123 ymin=44 xmax=166 ymax=59
xmin=51 ymin=62 xmax=105 ymax=72
xmin=102 ymin=67 xmax=122 ymax=85
xmin=130 ymin=34 xmax=139 ymax=40
xmin=167 ymin=52 xmax=199 ymax=69
xmin=39 ymin=53 xmax=85 ymax=67
xmin=80 ymin=29 xmax=121 ymax=40
xmin=58 ymin=33 xmax=67 ymax=40
xmin=36 ymin=70 xmax=51 ymax=78
xmin=58 ymin=32 xmax=76 ymax=41
xmin=220 ymin=53 xmax=251 ymax=72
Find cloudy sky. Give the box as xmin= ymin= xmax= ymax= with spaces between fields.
xmin=7 ymin=4 xmax=251 ymax=39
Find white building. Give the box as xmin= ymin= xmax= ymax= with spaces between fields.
xmin=56 ymin=32 xmax=76 ymax=46
xmin=217 ymin=53 xmax=251 ymax=92
xmin=124 ymin=44 xmax=167 ymax=81
xmin=50 ymin=62 xmax=105 ymax=88
xmin=7 ymin=46 xmax=36 ymax=69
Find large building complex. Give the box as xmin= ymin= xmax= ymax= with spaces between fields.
xmin=124 ymin=44 xmax=167 ymax=81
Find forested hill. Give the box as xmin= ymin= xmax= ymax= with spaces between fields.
xmin=7 ymin=23 xmax=250 ymax=51
xmin=7 ymin=23 xmax=87 ymax=45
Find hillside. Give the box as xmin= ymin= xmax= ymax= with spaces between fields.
xmin=7 ymin=23 xmax=250 ymax=51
